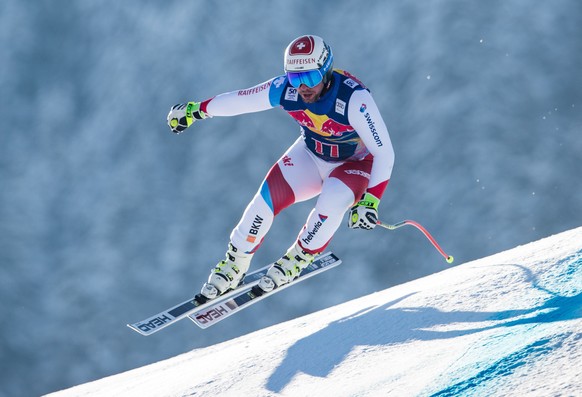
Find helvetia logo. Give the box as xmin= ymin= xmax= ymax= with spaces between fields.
xmin=302 ymin=217 xmax=326 ymax=245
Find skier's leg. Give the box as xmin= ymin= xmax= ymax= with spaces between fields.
xmin=262 ymin=156 xmax=373 ymax=290
xmin=297 ymin=179 xmax=356 ymax=252
xmin=229 ymin=138 xmax=323 ymax=253
xmin=298 ymin=156 xmax=374 ymax=253
xmin=201 ymin=139 xmax=322 ymax=298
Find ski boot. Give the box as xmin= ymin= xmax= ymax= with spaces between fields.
xmin=198 ymin=243 xmax=253 ymax=302
xmin=258 ymin=242 xmax=315 ymax=293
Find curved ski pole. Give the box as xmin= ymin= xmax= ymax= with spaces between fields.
xmin=376 ymin=219 xmax=454 ymax=264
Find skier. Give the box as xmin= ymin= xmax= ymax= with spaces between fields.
xmin=167 ymin=35 xmax=395 ymax=300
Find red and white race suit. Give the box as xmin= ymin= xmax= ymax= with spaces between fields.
xmin=199 ymin=70 xmax=395 ymax=254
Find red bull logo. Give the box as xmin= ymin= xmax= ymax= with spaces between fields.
xmin=321 ymin=118 xmax=351 ymax=136
xmin=288 ymin=110 xmax=352 ymax=137
xmin=288 ymin=110 xmax=315 ymax=129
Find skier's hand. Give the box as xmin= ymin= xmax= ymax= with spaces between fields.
xmin=167 ymin=102 xmax=207 ymax=133
xmin=348 ymin=192 xmax=379 ymax=230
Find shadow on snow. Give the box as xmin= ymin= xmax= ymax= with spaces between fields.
xmin=266 ymin=253 xmax=582 ymax=393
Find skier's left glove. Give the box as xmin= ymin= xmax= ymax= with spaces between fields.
xmin=167 ymin=102 xmax=207 ymax=134
xmin=348 ymin=192 xmax=379 ymax=230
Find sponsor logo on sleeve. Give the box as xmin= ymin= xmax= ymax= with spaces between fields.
xmin=273 ymin=76 xmax=286 ymax=88
xmin=238 ymin=81 xmax=272 ymax=96
xmin=359 ymin=103 xmax=383 ymax=147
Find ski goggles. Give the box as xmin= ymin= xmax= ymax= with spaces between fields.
xmin=286 ymin=69 xmax=324 ymax=88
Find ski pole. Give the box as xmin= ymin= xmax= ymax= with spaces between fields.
xmin=376 ymin=219 xmax=454 ymax=264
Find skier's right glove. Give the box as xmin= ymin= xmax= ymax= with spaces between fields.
xmin=167 ymin=102 xmax=207 ymax=133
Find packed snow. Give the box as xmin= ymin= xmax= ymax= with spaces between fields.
xmin=47 ymin=227 xmax=582 ymax=396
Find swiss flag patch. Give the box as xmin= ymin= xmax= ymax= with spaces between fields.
xmin=290 ymin=36 xmax=315 ymax=55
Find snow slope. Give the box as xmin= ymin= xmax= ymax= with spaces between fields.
xmin=48 ymin=228 xmax=582 ymax=397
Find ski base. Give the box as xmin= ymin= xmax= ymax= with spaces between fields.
xmin=188 ymin=252 xmax=342 ymax=329
xmin=127 ymin=251 xmax=340 ymax=335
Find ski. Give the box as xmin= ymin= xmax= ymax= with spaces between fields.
xmin=127 ymin=252 xmax=340 ymax=336
xmin=127 ymin=262 xmax=273 ymax=336
xmin=188 ymin=252 xmax=341 ymax=329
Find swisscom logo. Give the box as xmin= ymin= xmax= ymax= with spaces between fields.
xmin=359 ymin=103 xmax=383 ymax=147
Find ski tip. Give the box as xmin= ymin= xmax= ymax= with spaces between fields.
xmin=126 ymin=323 xmax=151 ymax=336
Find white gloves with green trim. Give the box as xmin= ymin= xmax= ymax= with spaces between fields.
xmin=348 ymin=192 xmax=379 ymax=230
xmin=167 ymin=102 xmax=207 ymax=133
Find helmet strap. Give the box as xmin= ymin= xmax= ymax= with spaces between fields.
xmin=318 ymin=74 xmax=334 ymax=99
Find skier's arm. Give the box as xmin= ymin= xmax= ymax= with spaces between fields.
xmin=167 ymin=77 xmax=284 ymax=133
xmin=203 ymin=78 xmax=280 ymax=117
xmin=346 ymin=89 xmax=394 ymax=230
xmin=347 ymin=89 xmax=395 ymax=199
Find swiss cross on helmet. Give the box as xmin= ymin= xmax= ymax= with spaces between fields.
xmin=284 ymin=35 xmax=334 ymax=88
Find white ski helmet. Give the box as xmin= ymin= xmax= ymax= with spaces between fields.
xmin=284 ymin=35 xmax=334 ymax=88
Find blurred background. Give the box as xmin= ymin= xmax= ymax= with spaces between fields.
xmin=1 ymin=1 xmax=580 ymax=395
